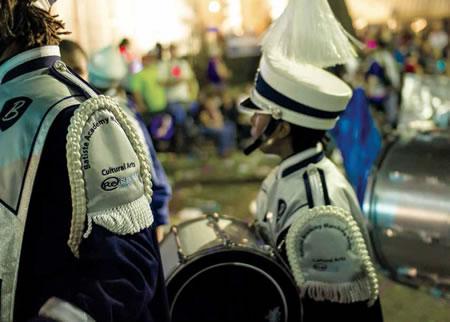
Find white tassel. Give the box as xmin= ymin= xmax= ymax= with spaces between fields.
xmin=300 ymin=278 xmax=372 ymax=303
xmin=88 ymin=195 xmax=153 ymax=236
xmin=262 ymin=0 xmax=358 ymax=68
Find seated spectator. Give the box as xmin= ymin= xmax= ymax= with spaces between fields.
xmin=158 ymin=44 xmax=199 ymax=152
xmin=131 ymin=48 xmax=167 ymax=117
xmin=199 ymin=93 xmax=236 ymax=157
xmin=220 ymin=91 xmax=251 ymax=149
xmin=207 ymin=46 xmax=231 ymax=91
xmin=159 ymin=44 xmax=198 ymax=124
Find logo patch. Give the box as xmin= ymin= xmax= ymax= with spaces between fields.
xmin=101 ymin=177 xmax=120 ymax=191
xmin=313 ymin=263 xmax=329 ymax=271
xmin=0 ymin=97 xmax=32 ymax=131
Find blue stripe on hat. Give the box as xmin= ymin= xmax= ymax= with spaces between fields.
xmin=255 ymin=74 xmax=342 ymax=120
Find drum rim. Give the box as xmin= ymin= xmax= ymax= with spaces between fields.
xmin=166 ymin=247 xmax=302 ymax=322
xmin=169 ymin=214 xmax=249 ymax=230
xmin=166 ymin=246 xmax=290 ymax=285
xmin=170 ymin=261 xmax=290 ymax=322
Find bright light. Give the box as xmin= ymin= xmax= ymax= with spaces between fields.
xmin=411 ymin=18 xmax=428 ymax=33
xmin=223 ymin=0 xmax=243 ymax=35
xmin=52 ymin=0 xmax=193 ymax=54
xmin=346 ymin=0 xmax=392 ymax=24
xmin=208 ymin=0 xmax=221 ymax=13
xmin=112 ymin=0 xmax=193 ymax=53
xmin=387 ymin=18 xmax=398 ymax=31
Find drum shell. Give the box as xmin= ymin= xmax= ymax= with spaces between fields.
xmin=364 ymin=131 xmax=450 ymax=290
xmin=160 ymin=216 xmax=263 ymax=280
xmin=159 ymin=215 xmax=302 ymax=322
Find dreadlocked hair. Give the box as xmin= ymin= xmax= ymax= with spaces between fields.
xmin=0 ymin=0 xmax=69 ymax=49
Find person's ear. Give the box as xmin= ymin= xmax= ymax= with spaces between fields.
xmin=275 ymin=121 xmax=291 ymax=139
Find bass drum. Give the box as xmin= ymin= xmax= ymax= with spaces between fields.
xmin=159 ymin=214 xmax=301 ymax=322
xmin=364 ymin=130 xmax=450 ymax=294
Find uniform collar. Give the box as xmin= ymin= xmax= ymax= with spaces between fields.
xmin=0 ymin=46 xmax=60 ymax=84
xmin=279 ymin=143 xmax=324 ymax=178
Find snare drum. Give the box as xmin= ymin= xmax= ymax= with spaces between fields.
xmin=159 ymin=214 xmax=301 ymax=322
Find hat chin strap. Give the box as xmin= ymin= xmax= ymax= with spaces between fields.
xmin=244 ymin=118 xmax=280 ymax=155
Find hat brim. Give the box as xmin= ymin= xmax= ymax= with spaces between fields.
xmin=239 ymin=97 xmax=271 ymax=115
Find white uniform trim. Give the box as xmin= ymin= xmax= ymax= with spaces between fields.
xmin=305 ymin=167 xmax=326 ymax=207
xmin=39 ymin=297 xmax=95 ymax=322
xmin=286 ymin=206 xmax=379 ymax=306
xmin=66 ymin=95 xmax=153 ymax=258
xmin=0 ymin=46 xmax=60 ymax=83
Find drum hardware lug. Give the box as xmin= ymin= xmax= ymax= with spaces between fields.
xmin=178 ymin=250 xmax=188 ymax=264
xmin=223 ymin=240 xmax=236 ymax=248
xmin=206 ymin=213 xmax=220 ymax=222
xmin=261 ymin=245 xmax=275 ymax=257
xmin=171 ymin=226 xmax=187 ymax=263
xmin=207 ymin=213 xmax=232 ymax=246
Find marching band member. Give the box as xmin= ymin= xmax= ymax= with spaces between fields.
xmin=240 ymin=0 xmax=384 ymax=320
xmin=0 ymin=1 xmax=170 ymax=321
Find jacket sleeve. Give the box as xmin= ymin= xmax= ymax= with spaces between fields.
xmin=34 ymin=97 xmax=169 ymax=322
xmin=70 ymin=226 xmax=166 ymax=321
xmin=65 ymin=97 xmax=168 ymax=321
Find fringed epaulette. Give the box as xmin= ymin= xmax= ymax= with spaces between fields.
xmin=286 ymin=206 xmax=379 ymax=306
xmin=66 ymin=95 xmax=153 ymax=258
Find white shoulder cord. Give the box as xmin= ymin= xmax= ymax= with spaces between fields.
xmin=66 ymin=95 xmax=153 ymax=258
xmin=286 ymin=206 xmax=379 ymax=306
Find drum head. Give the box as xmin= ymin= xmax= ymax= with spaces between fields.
xmin=168 ymin=248 xmax=301 ymax=322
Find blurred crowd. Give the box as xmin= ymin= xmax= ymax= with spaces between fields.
xmin=341 ymin=19 xmax=450 ymax=132
xmin=59 ymin=19 xmax=449 ymax=157
xmin=60 ymin=37 xmax=252 ymax=158
xmin=359 ymin=20 xmax=449 ymax=77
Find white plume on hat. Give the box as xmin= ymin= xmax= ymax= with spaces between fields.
xmin=262 ymin=0 xmax=357 ymax=68
xmin=240 ymin=0 xmax=357 ymax=131
xmin=32 ymin=0 xmax=57 ymax=12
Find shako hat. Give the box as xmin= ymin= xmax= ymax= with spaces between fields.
xmin=240 ymin=0 xmax=357 ymax=131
